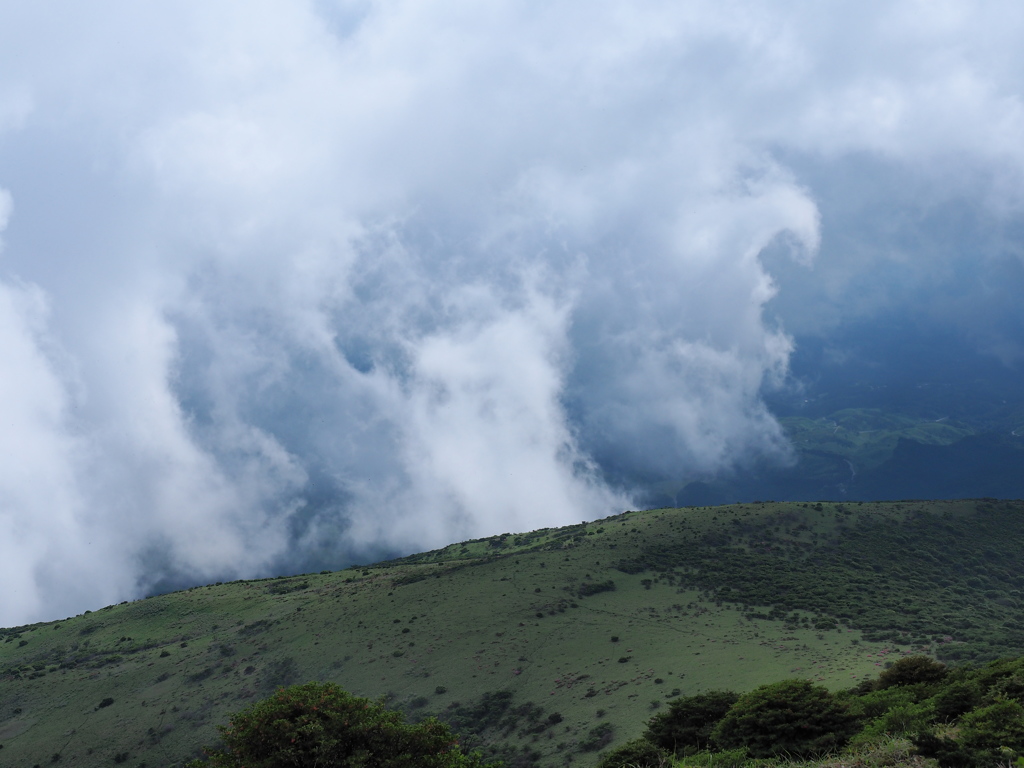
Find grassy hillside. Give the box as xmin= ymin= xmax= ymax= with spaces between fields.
xmin=2 ymin=499 xmax=1023 ymax=767
xmin=664 ymin=407 xmax=1024 ymax=505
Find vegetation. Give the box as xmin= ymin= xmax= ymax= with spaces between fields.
xmin=186 ymin=681 xmax=491 ymax=768
xmin=598 ymin=655 xmax=1024 ymax=768
xmin=644 ymin=690 xmax=738 ymax=754
xmin=4 ymin=499 xmax=1024 ymax=767
xmin=619 ymin=499 xmax=1024 ymax=661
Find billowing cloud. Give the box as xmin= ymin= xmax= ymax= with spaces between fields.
xmin=2 ymin=1 xmax=1024 ymax=625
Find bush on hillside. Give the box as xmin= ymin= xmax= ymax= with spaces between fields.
xmin=711 ymin=679 xmax=857 ymax=758
xmin=959 ymin=700 xmax=1024 ymax=755
xmin=929 ymin=680 xmax=983 ymax=722
xmin=186 ymin=681 xmax=491 ymax=768
xmin=595 ymin=737 xmax=670 ymax=768
xmin=579 ymin=723 xmax=615 ymax=752
xmin=840 ymin=686 xmax=915 ymax=721
xmin=913 ymin=701 xmax=1024 ymax=768
xmin=875 ymin=655 xmax=948 ymax=690
xmin=644 ymin=690 xmax=738 ymax=755
xmin=848 ymin=700 xmax=936 ymax=747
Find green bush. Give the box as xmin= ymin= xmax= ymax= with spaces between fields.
xmin=579 ymin=722 xmax=615 ymax=752
xmin=644 ymin=690 xmax=738 ymax=755
xmin=988 ymin=672 xmax=1024 ymax=704
xmin=928 ymin=680 xmax=983 ymax=722
xmin=959 ymin=700 xmax=1024 ymax=755
xmin=595 ymin=737 xmax=669 ymax=768
xmin=849 ymin=701 xmax=935 ymax=747
xmin=711 ymin=679 xmax=857 ymax=758
xmin=578 ymin=580 xmax=616 ymax=597
xmin=841 ymin=686 xmax=915 ymax=722
xmin=875 ymin=656 xmax=948 ymax=690
xmin=186 ymin=681 xmax=491 ymax=768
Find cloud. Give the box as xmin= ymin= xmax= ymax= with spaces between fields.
xmin=2 ymin=1 xmax=1024 ymax=624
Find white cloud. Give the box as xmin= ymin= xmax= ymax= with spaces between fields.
xmin=1 ymin=0 xmax=1024 ymax=624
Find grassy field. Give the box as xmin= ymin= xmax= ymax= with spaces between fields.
xmin=2 ymin=499 xmax=1022 ymax=767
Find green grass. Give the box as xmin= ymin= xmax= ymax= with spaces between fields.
xmin=781 ymin=409 xmax=974 ymax=474
xmin=1 ymin=500 xmax=1023 ymax=767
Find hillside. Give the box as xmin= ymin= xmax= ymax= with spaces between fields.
xmin=3 ymin=499 xmax=1024 ymax=767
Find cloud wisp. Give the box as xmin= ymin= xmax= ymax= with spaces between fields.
xmin=2 ymin=1 xmax=1024 ymax=625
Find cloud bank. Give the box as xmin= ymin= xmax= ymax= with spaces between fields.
xmin=2 ymin=1 xmax=1024 ymax=625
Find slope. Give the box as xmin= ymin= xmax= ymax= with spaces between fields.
xmin=2 ymin=499 xmax=1023 ymax=768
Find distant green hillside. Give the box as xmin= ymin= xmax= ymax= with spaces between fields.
xmin=667 ymin=408 xmax=1024 ymax=504
xmin=2 ymin=499 xmax=1024 ymax=768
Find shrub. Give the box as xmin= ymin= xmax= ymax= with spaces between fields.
xmin=842 ymin=686 xmax=915 ymax=722
xmin=644 ymin=690 xmax=738 ymax=755
xmin=849 ymin=701 xmax=935 ymax=747
xmin=959 ymin=699 xmax=1024 ymax=755
xmin=579 ymin=722 xmax=614 ymax=752
xmin=929 ymin=680 xmax=983 ymax=722
xmin=577 ymin=581 xmax=614 ymax=602
xmin=987 ymin=672 xmax=1024 ymax=704
xmin=186 ymin=681 xmax=492 ymax=767
xmin=909 ymin=732 xmax=977 ymax=768
xmin=711 ymin=679 xmax=857 ymax=758
xmin=875 ymin=656 xmax=947 ymax=690
xmin=913 ymin=701 xmax=1024 ymax=768
xmin=596 ymin=738 xmax=669 ymax=768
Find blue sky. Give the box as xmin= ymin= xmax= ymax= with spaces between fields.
xmin=2 ymin=1 xmax=1024 ymax=625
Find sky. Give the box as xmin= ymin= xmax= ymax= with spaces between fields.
xmin=3 ymin=1 xmax=1024 ymax=626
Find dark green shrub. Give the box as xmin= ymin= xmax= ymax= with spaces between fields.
xmin=929 ymin=680 xmax=983 ymax=722
xmin=842 ymin=686 xmax=915 ymax=722
xmin=596 ymin=738 xmax=668 ymax=768
xmin=913 ymin=700 xmax=1024 ymax=768
xmin=711 ymin=680 xmax=857 ymax=758
xmin=959 ymin=700 xmax=1024 ymax=755
xmin=987 ymin=673 xmax=1024 ymax=704
xmin=186 ymin=681 xmax=491 ymax=767
xmin=579 ymin=723 xmax=614 ymax=752
xmin=910 ymin=732 xmax=980 ymax=768
xmin=578 ymin=579 xmax=615 ymax=597
xmin=876 ymin=656 xmax=947 ymax=689
xmin=851 ymin=700 xmax=935 ymax=746
xmin=644 ymin=690 xmax=738 ymax=755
